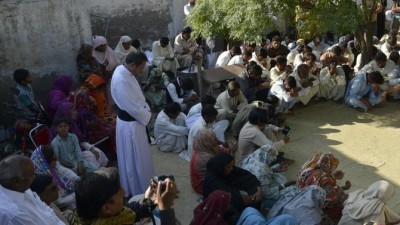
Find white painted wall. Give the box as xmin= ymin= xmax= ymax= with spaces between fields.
xmin=0 ymin=0 xmax=92 ymax=78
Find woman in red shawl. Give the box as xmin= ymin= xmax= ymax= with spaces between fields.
xmin=190 ymin=190 xmax=238 ymax=225
xmin=298 ymin=152 xmax=352 ymax=222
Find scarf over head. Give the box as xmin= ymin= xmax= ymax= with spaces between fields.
xmin=299 ymin=152 xmax=339 ymax=201
xmin=92 ymin=35 xmax=121 ymax=71
xmin=190 ymin=190 xmax=231 ymax=225
xmin=114 ymin=35 xmax=137 ymax=63
xmin=342 ymin=180 xmax=400 ymax=223
xmin=48 ymin=75 xmax=73 ymax=118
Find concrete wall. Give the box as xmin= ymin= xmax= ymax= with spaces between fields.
xmin=0 ymin=0 xmax=187 ymax=112
xmin=0 ymin=0 xmax=92 ymax=113
xmin=87 ymin=0 xmax=187 ymax=50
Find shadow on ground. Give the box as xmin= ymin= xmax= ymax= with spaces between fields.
xmin=152 ymin=100 xmax=400 ymax=225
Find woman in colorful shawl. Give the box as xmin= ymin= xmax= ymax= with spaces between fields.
xmin=76 ymin=43 xmax=104 ymax=84
xmin=239 ymin=144 xmax=296 ymax=208
xmin=267 ymin=185 xmax=329 ymax=225
xmin=298 ymin=152 xmax=352 ymax=222
xmin=53 ymin=102 xmax=109 ymax=168
xmin=72 ymin=75 xmax=116 ymax=155
xmin=48 ymin=75 xmax=74 ymax=119
xmin=190 ymin=129 xmax=224 ymax=194
xmin=31 ymin=145 xmax=80 ymax=208
xmin=203 ymin=153 xmax=262 ymax=212
xmin=190 ymin=190 xmax=239 ymax=225
xmin=339 ymin=180 xmax=400 ymax=225
xmin=237 ymin=207 xmax=296 ymax=225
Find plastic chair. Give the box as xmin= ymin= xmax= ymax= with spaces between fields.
xmin=29 ymin=124 xmax=51 ymax=148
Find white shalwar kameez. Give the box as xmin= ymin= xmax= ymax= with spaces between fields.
xmin=318 ymin=66 xmax=346 ymax=101
xmin=154 ymin=110 xmax=189 ymax=153
xmin=187 ymin=117 xmax=229 ymax=161
xmin=111 ymin=65 xmax=154 ymax=197
xmin=290 ymin=69 xmax=319 ymax=105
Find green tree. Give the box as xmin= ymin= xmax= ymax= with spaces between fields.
xmin=187 ymin=0 xmax=379 ymax=67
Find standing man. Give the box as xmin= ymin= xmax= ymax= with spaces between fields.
xmin=111 ymin=52 xmax=154 ymax=197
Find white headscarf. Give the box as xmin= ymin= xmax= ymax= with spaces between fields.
xmin=340 ymin=180 xmax=400 ymax=224
xmin=114 ymin=35 xmax=137 ymax=63
xmin=92 ymin=35 xmax=121 ymax=71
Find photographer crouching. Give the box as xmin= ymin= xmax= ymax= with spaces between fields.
xmin=71 ymin=167 xmax=178 ymax=225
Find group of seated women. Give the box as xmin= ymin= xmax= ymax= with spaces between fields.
xmin=189 ymin=131 xmax=400 ymax=225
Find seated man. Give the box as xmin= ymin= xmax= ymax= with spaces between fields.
xmin=250 ymin=47 xmax=271 ymax=71
xmin=388 ymin=51 xmax=400 ymax=99
xmin=360 ymin=51 xmax=396 ymax=91
xmin=270 ymin=56 xmax=289 ymax=86
xmin=269 ymin=76 xmax=299 ymax=113
xmin=236 ymin=64 xmax=270 ymax=102
xmin=320 ymin=45 xmax=350 ymax=68
xmin=0 ymin=155 xmax=64 ymax=224
xmin=174 ymin=26 xmax=202 ymax=67
xmin=236 ymin=108 xmax=289 ymax=165
xmin=187 ymin=104 xmax=229 ymax=161
xmin=12 ymin=68 xmax=40 ymax=117
xmin=186 ymin=95 xmax=216 ymax=128
xmin=154 ymin=102 xmax=189 ymax=153
xmin=215 ymin=45 xmax=241 ymax=68
xmin=30 ymin=175 xmax=70 ymax=224
xmin=227 ymin=50 xmax=252 ymax=66
xmin=380 ymin=34 xmax=400 ymax=58
xmin=318 ymin=59 xmax=347 ymax=101
xmin=166 ymin=76 xmax=198 ymax=112
xmin=73 ymin=167 xmax=177 ymax=224
xmin=214 ymin=81 xmax=248 ymax=121
xmin=290 ymin=63 xmax=319 ymax=105
xmin=345 ymin=71 xmax=386 ymax=112
xmin=152 ymin=37 xmax=179 ymax=75
xmin=287 ymin=43 xmax=304 ymax=66
xmin=231 ymin=97 xmax=285 ymax=141
xmin=266 ymin=35 xmax=290 ymax=68
xmin=307 ymin=35 xmax=330 ymax=56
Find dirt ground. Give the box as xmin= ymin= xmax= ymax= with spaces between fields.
xmin=151 ymin=100 xmax=400 ymax=225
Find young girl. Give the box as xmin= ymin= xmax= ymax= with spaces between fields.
xmin=51 ymin=118 xmax=97 ymax=175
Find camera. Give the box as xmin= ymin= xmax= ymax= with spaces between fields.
xmin=152 ymin=175 xmax=175 ymax=192
xmin=282 ymin=126 xmax=291 ymax=136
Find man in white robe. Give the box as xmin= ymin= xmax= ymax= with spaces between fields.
xmin=152 ymin=37 xmax=179 ymax=73
xmin=186 ymin=95 xmax=216 ymax=128
xmin=111 ymin=52 xmax=154 ymax=197
xmin=360 ymin=52 xmax=396 ymax=91
xmin=270 ymin=56 xmax=289 ymax=86
xmin=227 ymin=50 xmax=252 ymax=66
xmin=186 ymin=104 xmax=229 ymax=161
xmin=318 ymin=61 xmax=347 ymax=101
xmin=154 ymin=102 xmax=189 ymax=153
xmin=174 ymin=26 xmax=201 ymax=67
xmin=0 ymin=155 xmax=65 ymax=225
xmin=215 ymin=46 xmax=241 ymax=68
xmin=269 ymin=76 xmax=299 ymax=113
xmin=290 ymin=63 xmax=319 ymax=105
xmin=214 ymin=81 xmax=248 ymax=121
xmin=236 ymin=108 xmax=289 ymax=165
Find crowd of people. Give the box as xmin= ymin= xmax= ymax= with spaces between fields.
xmin=2 ymin=0 xmax=400 ymax=224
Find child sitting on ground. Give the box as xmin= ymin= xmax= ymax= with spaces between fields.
xmin=51 ymin=118 xmax=97 ymax=175
xmin=12 ymin=68 xmax=40 ymax=117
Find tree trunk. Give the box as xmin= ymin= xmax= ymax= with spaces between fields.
xmin=357 ymin=0 xmax=375 ymax=69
